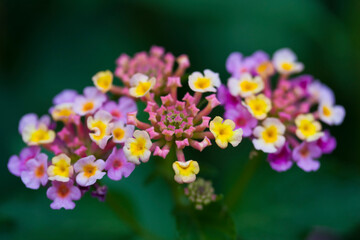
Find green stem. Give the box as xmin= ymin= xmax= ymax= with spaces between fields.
xmin=105 ymin=190 xmax=164 ymax=240
xmin=225 ymin=151 xmax=263 ymax=210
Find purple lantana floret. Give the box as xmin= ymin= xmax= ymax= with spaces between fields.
xmin=46 ymin=180 xmax=81 ymax=210
xmin=20 ymin=153 xmax=48 ymax=189
xmin=105 ymin=147 xmax=135 ymax=181
xmin=224 ymin=104 xmax=257 ymax=137
xmin=8 ymin=146 xmax=41 ymax=177
xmin=293 ymin=142 xmax=322 ymax=172
xmin=267 ymin=143 xmax=293 ymax=172
xmin=102 ymin=96 xmax=137 ymax=122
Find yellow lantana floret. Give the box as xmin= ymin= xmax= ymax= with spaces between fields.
xmin=209 ymin=116 xmax=243 ymax=149
xmin=92 ymin=70 xmax=113 ymax=93
xmin=129 ymin=73 xmax=156 ymax=98
xmin=227 ymin=73 xmax=264 ymax=97
xmin=124 ymin=130 xmax=152 ymax=164
xmin=47 ymin=153 xmax=73 ymax=182
xmin=87 ymin=110 xmax=113 ymax=149
xmin=172 ymin=160 xmax=200 ymax=184
xmin=51 ymin=103 xmax=74 ymax=122
xmin=295 ymin=114 xmax=323 ymax=142
xmin=188 ymin=69 xmax=221 ymax=93
xmin=252 ymin=118 xmax=286 ymax=153
xmin=244 ymin=94 xmax=272 ymax=120
xmin=22 ymin=124 xmax=55 ymax=146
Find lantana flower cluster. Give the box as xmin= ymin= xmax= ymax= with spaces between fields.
xmin=8 ymin=46 xmax=243 ymax=209
xmin=219 ymin=48 xmax=345 ymax=172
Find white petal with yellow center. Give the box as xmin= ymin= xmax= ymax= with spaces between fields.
xmin=295 ymin=114 xmax=323 ymax=141
xmin=273 ymin=48 xmax=304 ymax=74
xmin=87 ymin=110 xmax=113 ymax=149
xmin=228 ymin=73 xmax=264 ymax=97
xmin=124 ymin=130 xmax=152 ymax=164
xmin=188 ymin=69 xmax=221 ymax=93
xmin=48 ymin=153 xmax=73 ymax=182
xmin=244 ymin=94 xmax=272 ymax=120
xmin=252 ymin=118 xmax=285 ymax=153
xmin=209 ymin=116 xmax=243 ymax=149
xmin=129 ymin=73 xmax=156 ymax=97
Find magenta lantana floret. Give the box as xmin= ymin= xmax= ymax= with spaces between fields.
xmin=221 ymin=48 xmax=345 ymax=172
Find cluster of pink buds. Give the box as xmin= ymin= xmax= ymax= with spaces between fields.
xmin=219 ymin=48 xmax=345 ymax=172
xmin=8 ymin=46 xmax=243 ymax=209
xmin=111 ymin=46 xmax=190 ymax=96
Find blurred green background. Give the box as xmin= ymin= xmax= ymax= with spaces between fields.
xmin=1 ymin=0 xmax=360 ymax=239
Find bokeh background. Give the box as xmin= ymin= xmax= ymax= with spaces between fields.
xmin=1 ymin=0 xmax=360 ymax=239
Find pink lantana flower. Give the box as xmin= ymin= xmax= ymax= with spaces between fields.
xmin=105 ymin=147 xmax=135 ymax=181
xmin=46 ymin=180 xmax=81 ymax=210
xmin=20 ymin=153 xmax=48 ymax=189
xmin=102 ymin=96 xmax=137 ymax=122
xmin=8 ymin=146 xmax=41 ymax=177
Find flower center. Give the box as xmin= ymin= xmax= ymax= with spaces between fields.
xmin=83 ymin=164 xmax=97 ymax=178
xmin=299 ymin=146 xmax=310 ymax=158
xmin=57 ymin=184 xmax=70 ymax=198
xmin=113 ymin=159 xmax=123 ymax=169
xmin=249 ymin=99 xmax=268 ymax=117
xmin=113 ymin=128 xmax=125 ymax=141
xmin=30 ymin=128 xmax=50 ymax=143
xmin=97 ymin=75 xmax=112 ymax=89
xmin=83 ymin=101 xmax=94 ymax=112
xmin=90 ymin=121 xmax=107 ymax=141
xmin=194 ymin=77 xmax=211 ymax=90
xmin=135 ymin=81 xmax=152 ymax=96
xmin=322 ymin=106 xmax=332 ymax=117
xmin=281 ymin=62 xmax=293 ymax=71
xmin=53 ymin=159 xmax=70 ymax=177
xmin=111 ymin=110 xmax=122 ymax=118
xmin=236 ymin=117 xmax=246 ymax=127
xmin=262 ymin=125 xmax=278 ymax=143
xmin=299 ymin=120 xmax=316 ymax=137
xmin=35 ymin=164 xmax=45 ymax=178
xmin=130 ymin=137 xmax=146 ymax=156
xmin=240 ymin=80 xmax=258 ymax=92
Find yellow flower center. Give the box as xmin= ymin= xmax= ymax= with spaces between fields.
xmin=30 ymin=128 xmax=51 ymax=143
xmin=262 ymin=125 xmax=278 ymax=143
xmin=212 ymin=123 xmax=234 ymax=143
xmin=83 ymin=164 xmax=97 ymax=178
xmin=281 ymin=62 xmax=293 ymax=71
xmin=135 ymin=81 xmax=152 ymax=96
xmin=175 ymin=161 xmax=197 ymax=177
xmin=35 ymin=164 xmax=45 ymax=178
xmin=83 ymin=101 xmax=94 ymax=112
xmin=257 ymin=62 xmax=268 ymax=74
xmin=298 ymin=119 xmax=317 ymax=137
xmin=53 ymin=159 xmax=70 ymax=178
xmin=113 ymin=128 xmax=125 ymax=141
xmin=96 ymin=74 xmax=112 ymax=90
xmin=52 ymin=107 xmax=73 ymax=120
xmin=129 ymin=137 xmax=147 ymax=157
xmin=194 ymin=77 xmax=211 ymax=90
xmin=322 ymin=106 xmax=332 ymax=117
xmin=90 ymin=121 xmax=107 ymax=141
xmin=248 ymin=98 xmax=269 ymax=117
xmin=240 ymin=80 xmax=258 ymax=92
